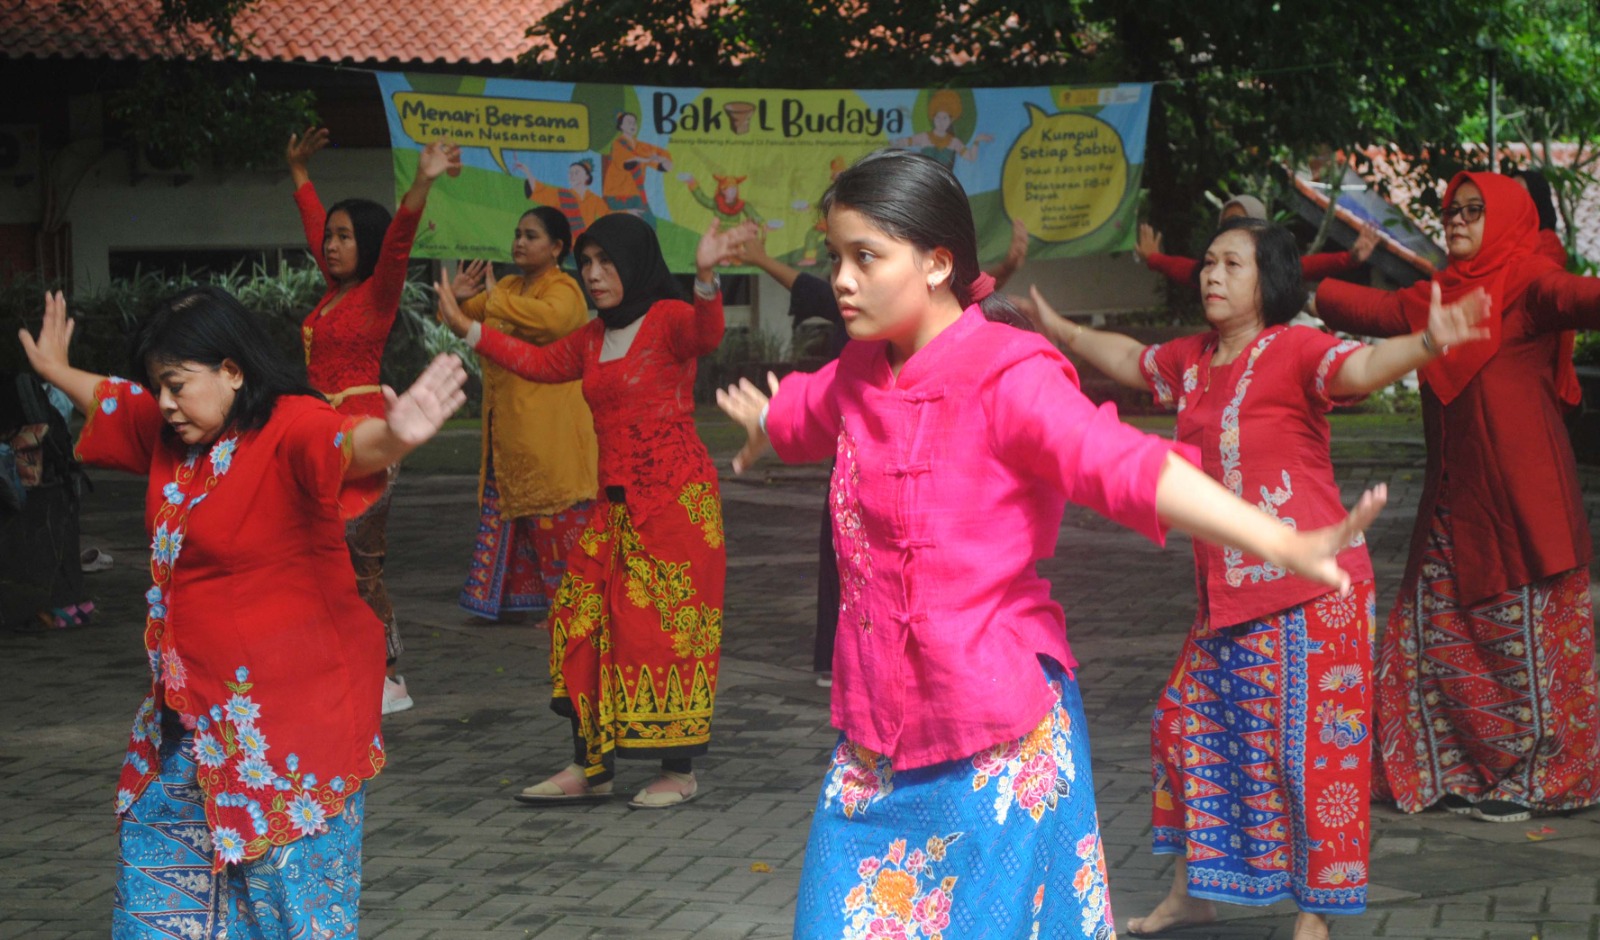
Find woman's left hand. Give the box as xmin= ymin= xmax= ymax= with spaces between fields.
xmin=1425 ymin=282 xmax=1491 ymax=352
xmin=433 ymin=278 xmax=474 ymax=338
xmin=1277 ymin=484 xmax=1388 ymax=593
xmin=382 ymin=354 xmax=468 ymax=447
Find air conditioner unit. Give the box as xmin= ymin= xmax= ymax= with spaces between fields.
xmin=0 ymin=125 xmax=40 ymax=186
xmin=131 ymin=143 xmax=193 ymax=186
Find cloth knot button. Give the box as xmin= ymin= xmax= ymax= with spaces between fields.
xmin=887 ymin=462 xmax=931 ymax=477
xmin=890 ymin=537 xmax=935 ymax=551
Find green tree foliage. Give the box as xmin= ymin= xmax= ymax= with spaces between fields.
xmin=97 ymin=0 xmax=317 ymax=172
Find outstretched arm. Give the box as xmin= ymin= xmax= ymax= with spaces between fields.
xmin=1027 ymin=286 xmax=1148 ymax=390
xmin=17 ymin=292 xmax=101 ymax=413
xmin=1156 ymin=456 xmax=1386 ymax=594
xmin=1327 ymin=284 xmax=1489 ymax=398
xmin=345 ymin=353 xmax=468 ymax=479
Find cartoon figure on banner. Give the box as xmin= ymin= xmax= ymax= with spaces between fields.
xmin=792 ymin=157 xmax=847 ymax=267
xmin=894 ymin=90 xmax=993 ymax=170
xmin=602 ymin=111 xmax=672 ymax=224
xmin=680 ymin=173 xmax=765 ymax=228
xmin=513 ymin=156 xmax=610 ymax=239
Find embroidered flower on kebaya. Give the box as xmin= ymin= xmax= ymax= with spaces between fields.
xmin=151 ymin=523 xmax=182 ymax=565
xmin=160 ymin=648 xmax=188 ymax=690
xmin=237 ymin=757 xmax=274 ymax=790
xmin=162 ymin=482 xmax=184 ymax=505
xmin=115 ymin=788 xmax=136 ymax=814
xmin=213 ymin=827 xmax=246 ymax=864
xmin=224 ymin=694 xmax=261 ymax=724
xmin=235 ymin=725 xmax=269 ymax=759
xmin=194 ymin=734 xmax=227 ymax=768
xmin=101 ymin=398 xmax=117 ymax=415
xmin=286 ymin=792 xmax=327 ymax=836
xmin=208 ymin=437 xmax=238 ymax=475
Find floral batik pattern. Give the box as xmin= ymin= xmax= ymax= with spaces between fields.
xmin=549 ymin=479 xmax=724 ymax=779
xmin=459 ymin=457 xmax=592 ymax=620
xmin=831 ymin=427 xmax=874 ymax=637
xmin=1149 ymin=583 xmax=1375 ymax=915
xmin=1375 ymin=503 xmax=1600 ymax=813
xmin=797 ymin=658 xmax=1115 ymax=940
xmin=114 ymin=733 xmax=363 ymax=940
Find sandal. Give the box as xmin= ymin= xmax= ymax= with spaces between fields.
xmin=513 ymin=763 xmax=613 ymax=804
xmin=629 ymin=770 xmax=698 ymax=809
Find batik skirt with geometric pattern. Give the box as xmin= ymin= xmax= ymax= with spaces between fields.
xmin=1150 ymin=582 xmax=1375 ymax=916
xmin=795 ymin=657 xmax=1116 ymax=940
xmin=458 ymin=457 xmax=591 ymax=621
xmin=113 ymin=727 xmax=364 ymax=940
xmin=1374 ymin=503 xmax=1599 ymax=814
xmin=551 ymin=479 xmax=724 ymax=781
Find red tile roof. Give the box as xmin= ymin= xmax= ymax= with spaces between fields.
xmin=3 ymin=0 xmax=562 ymax=66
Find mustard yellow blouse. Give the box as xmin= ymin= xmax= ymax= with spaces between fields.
xmin=461 ymin=267 xmax=598 ymax=517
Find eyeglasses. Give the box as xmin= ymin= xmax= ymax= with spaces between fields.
xmin=1442 ymin=203 xmax=1485 ymax=224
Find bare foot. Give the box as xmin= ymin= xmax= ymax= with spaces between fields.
xmin=1293 ymin=912 xmax=1330 ymax=940
xmin=1126 ymin=892 xmax=1217 ymax=936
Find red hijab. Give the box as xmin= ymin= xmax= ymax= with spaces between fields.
xmin=1400 ymin=171 xmax=1562 ymax=404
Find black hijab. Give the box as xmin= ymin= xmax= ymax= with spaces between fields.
xmin=575 ymin=213 xmax=685 ymax=330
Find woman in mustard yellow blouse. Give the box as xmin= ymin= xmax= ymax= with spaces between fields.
xmin=455 ymin=206 xmax=599 ymax=624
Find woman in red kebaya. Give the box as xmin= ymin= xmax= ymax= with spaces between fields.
xmin=1035 ymin=217 xmax=1485 ymax=939
xmin=286 ymin=127 xmax=460 ymax=715
xmin=18 ymin=287 xmax=466 ymax=938
xmin=1313 ymin=171 xmax=1600 ymax=824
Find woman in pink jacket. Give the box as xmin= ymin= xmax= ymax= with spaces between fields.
xmin=718 ymin=150 xmax=1387 ymax=940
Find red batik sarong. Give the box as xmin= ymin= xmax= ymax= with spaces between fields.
xmin=1374 ymin=504 xmax=1600 ymax=813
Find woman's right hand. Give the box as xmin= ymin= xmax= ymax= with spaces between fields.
xmin=433 ymin=278 xmax=474 ymax=339
xmin=716 ymin=372 xmax=780 ymax=474
xmin=17 ymin=291 xmax=74 ymax=383
xmin=1134 ymin=223 xmax=1163 ymax=263
xmin=453 ymin=260 xmax=490 ymax=301
xmin=286 ymin=127 xmax=329 ymax=180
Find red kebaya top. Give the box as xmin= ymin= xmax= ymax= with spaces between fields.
xmin=294 ymin=181 xmax=421 ymax=418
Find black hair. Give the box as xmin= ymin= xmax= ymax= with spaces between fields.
xmin=1516 ymin=169 xmax=1559 ymax=231
xmin=520 ymin=205 xmax=573 ymax=264
xmin=1197 ymin=218 xmax=1306 ymax=327
xmin=131 ymin=286 xmax=321 ymax=433
xmin=324 ymin=198 xmax=392 ymax=283
xmin=820 ymin=149 xmax=1028 ymax=330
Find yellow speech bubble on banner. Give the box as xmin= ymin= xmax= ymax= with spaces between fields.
xmin=392 ymin=93 xmax=590 ymax=171
xmin=1001 ymin=104 xmax=1127 ymax=244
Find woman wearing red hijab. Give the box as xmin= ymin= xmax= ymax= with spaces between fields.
xmin=1313 ymin=171 xmax=1600 ymax=823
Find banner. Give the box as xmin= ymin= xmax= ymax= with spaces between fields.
xmin=375 ymin=72 xmax=1151 ymax=273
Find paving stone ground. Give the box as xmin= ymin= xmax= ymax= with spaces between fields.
xmin=4 ymin=423 xmax=1600 ymax=939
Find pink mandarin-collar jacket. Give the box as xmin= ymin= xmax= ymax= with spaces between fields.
xmin=767 ymin=306 xmax=1189 ymax=769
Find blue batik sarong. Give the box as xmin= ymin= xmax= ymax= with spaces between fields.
xmin=795 ymin=657 xmax=1116 ymax=940
xmin=113 ymin=729 xmax=365 ymax=939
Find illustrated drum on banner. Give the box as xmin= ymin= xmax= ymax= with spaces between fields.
xmin=375 ymin=74 xmax=1152 ymax=272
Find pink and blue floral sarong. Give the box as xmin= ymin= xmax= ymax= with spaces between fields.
xmin=113 ymin=725 xmax=364 ymax=940
xmin=795 ymin=657 xmax=1115 ymax=940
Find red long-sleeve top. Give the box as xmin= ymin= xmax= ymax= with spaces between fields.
xmin=474 ymin=295 xmax=723 ymax=523
xmin=294 ymin=182 xmax=422 ymax=418
xmin=1146 ymin=250 xmax=1361 ymax=286
xmin=1315 ymin=272 xmax=1600 ymax=604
